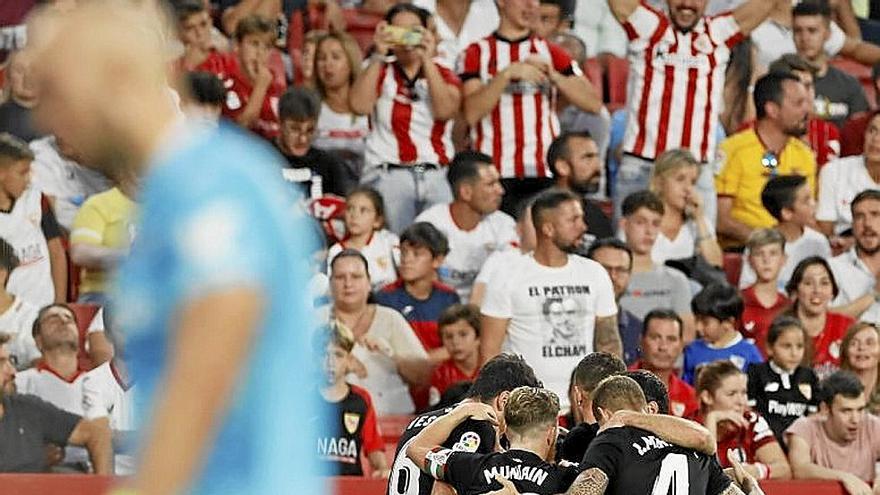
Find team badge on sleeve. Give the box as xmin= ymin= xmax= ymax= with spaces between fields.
xmin=344 ymin=413 xmax=360 ymax=435
xmin=453 ymin=431 xmax=481 ymax=453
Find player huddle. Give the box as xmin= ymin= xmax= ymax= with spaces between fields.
xmin=385 ymin=352 xmax=764 ymax=495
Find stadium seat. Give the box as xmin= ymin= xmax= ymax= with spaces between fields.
xmin=68 ymin=302 xmax=100 ymax=370
xmin=583 ymin=57 xmax=604 ymax=102
xmin=378 ymin=415 xmax=413 ymax=445
xmin=722 ymin=252 xmax=742 ymax=288
xmin=605 ymin=56 xmax=629 ymax=112
xmin=840 ymin=110 xmax=871 ymax=157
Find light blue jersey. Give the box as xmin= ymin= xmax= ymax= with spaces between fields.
xmin=114 ymin=124 xmax=322 ymax=494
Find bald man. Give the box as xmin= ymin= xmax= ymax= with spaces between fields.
xmin=29 ymin=3 xmax=321 ymax=494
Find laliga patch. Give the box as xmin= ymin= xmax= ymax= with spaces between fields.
xmin=344 ymin=413 xmax=360 ymax=435
xmin=453 ymin=431 xmax=481 ymax=453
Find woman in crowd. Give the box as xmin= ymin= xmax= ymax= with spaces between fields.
xmin=840 ymin=321 xmax=880 ymax=414
xmin=312 ymin=31 xmax=370 ymax=181
xmin=696 ymin=360 xmax=791 ymax=480
xmin=649 ymin=148 xmax=722 ymax=267
xmin=784 ymin=256 xmax=854 ymax=379
xmin=323 ymin=249 xmax=431 ymax=415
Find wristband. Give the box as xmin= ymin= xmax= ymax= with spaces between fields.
xmin=753 ymin=461 xmax=769 ymax=480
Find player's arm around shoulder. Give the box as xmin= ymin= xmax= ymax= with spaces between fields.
xmin=565 ymin=467 xmax=609 ymax=495
xmin=406 ymin=402 xmax=499 ymax=473
xmin=607 ymin=410 xmax=716 ymax=455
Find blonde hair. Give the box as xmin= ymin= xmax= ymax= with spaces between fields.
xmin=590 ymin=375 xmax=647 ymax=420
xmin=746 ymin=228 xmax=785 ymax=251
xmin=313 ymin=31 xmax=363 ymax=98
xmin=650 ymin=148 xmax=700 ymax=193
xmin=504 ymin=387 xmax=560 ymax=437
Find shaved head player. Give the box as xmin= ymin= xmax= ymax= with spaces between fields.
xmin=29 ymin=2 xmax=321 ymax=494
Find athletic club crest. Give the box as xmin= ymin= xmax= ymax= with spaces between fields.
xmin=344 ymin=412 xmax=360 ymax=435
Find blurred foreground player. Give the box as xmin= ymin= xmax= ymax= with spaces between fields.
xmin=30 ymin=3 xmax=321 ymax=494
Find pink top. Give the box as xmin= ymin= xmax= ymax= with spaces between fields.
xmin=786 ymin=414 xmax=880 ymax=482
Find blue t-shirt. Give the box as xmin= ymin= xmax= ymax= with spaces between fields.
xmin=114 ymin=124 xmax=322 ymax=494
xmin=683 ymin=334 xmax=764 ymax=385
xmin=374 ymin=280 xmax=460 ymax=350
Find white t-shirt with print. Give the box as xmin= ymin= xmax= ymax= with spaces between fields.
xmin=481 ymin=253 xmax=617 ymax=407
xmin=416 ymin=204 xmax=517 ymax=302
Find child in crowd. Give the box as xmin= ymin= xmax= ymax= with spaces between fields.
xmin=683 ymin=283 xmax=763 ymax=384
xmin=317 ymin=321 xmax=389 ymax=478
xmin=174 ymin=0 xmax=228 ymax=75
xmin=221 ymin=14 xmax=286 ymax=141
xmin=747 ymin=316 xmax=819 ymax=447
xmin=739 ymin=175 xmax=830 ymax=289
xmin=427 ymin=304 xmax=481 ymax=408
xmin=696 ymin=360 xmax=791 ymax=480
xmin=740 ymin=229 xmax=790 ymax=356
xmin=327 ymin=187 xmax=398 ymax=290
xmin=375 ymin=222 xmax=458 ymax=363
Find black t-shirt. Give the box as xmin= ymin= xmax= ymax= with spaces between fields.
xmin=0 ymin=394 xmax=80 ymax=473
xmin=432 ymin=448 xmax=579 ymax=495
xmin=747 ymin=362 xmax=819 ymax=447
xmin=388 ymin=405 xmax=497 ymax=495
xmin=317 ymin=385 xmax=383 ymax=476
xmin=559 ymin=422 xmax=599 ymax=464
xmin=278 ymin=146 xmax=356 ymax=199
xmin=581 ymin=426 xmax=731 ymax=495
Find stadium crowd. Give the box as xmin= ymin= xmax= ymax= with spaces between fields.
xmin=7 ymin=0 xmax=880 ymax=493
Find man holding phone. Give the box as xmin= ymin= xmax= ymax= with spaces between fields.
xmin=350 ymin=3 xmax=463 ymax=234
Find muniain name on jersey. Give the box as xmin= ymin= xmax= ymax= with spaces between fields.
xmin=481 ymin=465 xmax=549 ymax=486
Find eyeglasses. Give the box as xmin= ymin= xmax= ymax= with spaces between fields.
xmin=761 ymin=151 xmax=779 ymax=176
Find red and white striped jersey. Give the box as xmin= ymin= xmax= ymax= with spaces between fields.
xmin=459 ymin=33 xmax=577 ymax=179
xmin=622 ymin=3 xmax=744 ymax=162
xmin=364 ymin=61 xmax=461 ymax=168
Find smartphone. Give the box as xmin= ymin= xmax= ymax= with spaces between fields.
xmin=384 ymin=25 xmax=423 ymax=46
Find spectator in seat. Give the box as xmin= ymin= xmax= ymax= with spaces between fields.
xmin=747 ymin=316 xmax=819 ymax=447
xmin=618 ymin=190 xmax=695 ymax=342
xmin=275 ymin=87 xmax=355 ymax=199
xmin=0 ymin=50 xmax=44 ymax=143
xmin=840 ymin=322 xmax=880 ymax=415
xmin=29 ymin=135 xmax=110 ymax=233
xmin=840 ymin=65 xmax=880 ymax=158
xmin=0 ymin=133 xmax=66 ymax=309
xmin=0 ymin=237 xmax=39 ymax=369
xmin=69 ymin=170 xmax=137 ymax=305
xmin=587 ymin=237 xmax=642 ymax=366
xmin=630 ymin=309 xmax=699 ymax=419
xmin=683 ymin=283 xmax=764 ymax=385
xmin=739 ymin=229 xmax=791 ymax=355
xmin=0 ymin=333 xmax=112 ymax=473
xmin=312 ymin=31 xmax=369 ymax=182
xmin=180 ymin=71 xmax=226 ymax=129
xmin=817 ymin=111 xmax=880 ymax=239
xmin=315 ymin=321 xmax=388 ymax=477
xmin=415 ymin=151 xmax=517 ymax=302
xmin=793 ymin=1 xmax=869 ymax=130
xmin=534 ymin=0 xmax=567 ymax=38
xmin=740 ymin=175 xmax=830 ymax=291
xmin=321 ymin=249 xmax=432 ymax=415
xmin=715 ymin=72 xmax=816 ymax=250
xmin=828 ymin=190 xmax=880 ymax=323
xmin=174 ymin=0 xmax=231 ymax=76
xmin=459 ymin=0 xmax=601 ymax=216
xmin=410 ymin=0 xmax=500 ymax=70
xmin=80 ymin=305 xmax=136 ymax=475
xmin=15 ymin=304 xmax=92 ymax=471
xmin=787 ymin=370 xmax=880 ymax=494
xmin=547 ymin=131 xmax=614 ymax=251
xmin=480 ymin=188 xmax=621 ymax=406
xmin=351 ymin=4 xmax=462 ymax=234
xmin=327 ymin=187 xmax=399 ymax=291
xmin=427 ymin=303 xmax=481 ymax=407
xmin=649 ymin=149 xmax=722 ymax=267
xmin=221 ymin=14 xmax=286 ymax=141
xmin=696 ymin=359 xmax=792 ymax=480
xmin=375 ymin=222 xmax=458 ymax=364
xmin=786 ymin=256 xmax=854 ymax=379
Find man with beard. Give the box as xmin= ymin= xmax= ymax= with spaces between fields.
xmin=829 ymin=189 xmax=880 ymax=323
xmin=716 ymin=72 xmax=817 ymax=250
xmin=481 ymin=188 xmax=621 ymax=406
xmin=0 ymin=325 xmax=111 ymax=473
xmin=608 ymin=0 xmax=785 ymax=222
xmin=547 ymin=132 xmax=614 ymax=252
xmin=416 ymin=151 xmax=518 ymax=302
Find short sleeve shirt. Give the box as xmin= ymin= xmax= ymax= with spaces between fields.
xmin=816 ymin=155 xmax=880 ymax=234
xmin=747 ymin=361 xmax=818 ymax=445
xmin=619 ymin=265 xmax=692 ymax=321
xmin=682 ymin=334 xmax=764 ymax=384
xmin=317 ymin=385 xmax=383 ymax=476
xmin=481 ymin=253 xmax=617 ymax=407
xmin=0 ymin=394 xmax=80 ymax=473
xmin=713 ymin=411 xmax=779 ymax=468
xmin=786 ymin=414 xmax=880 ymax=482
xmin=715 ymin=129 xmax=816 ymax=230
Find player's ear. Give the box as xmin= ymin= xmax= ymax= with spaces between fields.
xmin=495 ymin=390 xmax=511 ymax=412
xmin=645 ymin=402 xmax=658 ymax=415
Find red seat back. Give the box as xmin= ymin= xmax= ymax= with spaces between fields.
xmin=722 ymin=252 xmax=743 ymax=288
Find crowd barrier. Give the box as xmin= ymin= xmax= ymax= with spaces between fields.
xmin=0 ymin=474 xmax=851 ymax=495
